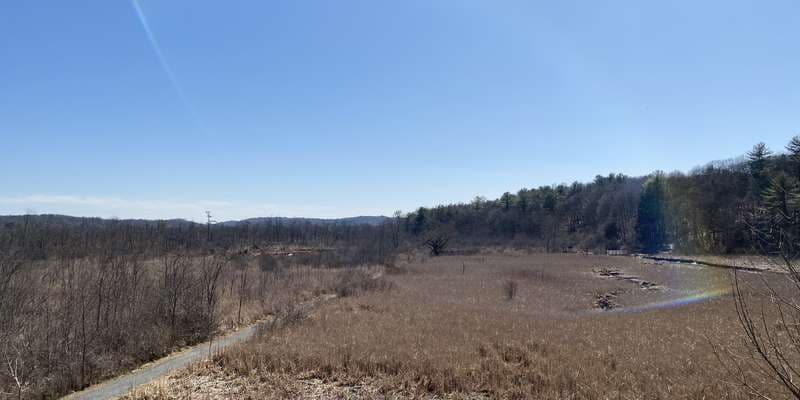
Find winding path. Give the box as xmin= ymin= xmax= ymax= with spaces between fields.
xmin=61 ymin=297 xmax=327 ymax=400
xmin=61 ymin=321 xmax=265 ymax=400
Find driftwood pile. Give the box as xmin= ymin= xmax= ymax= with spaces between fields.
xmin=594 ymin=267 xmax=660 ymax=290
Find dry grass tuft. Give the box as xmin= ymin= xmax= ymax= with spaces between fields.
xmin=502 ymin=279 xmax=518 ymax=301
xmin=333 ymin=268 xmax=394 ymax=298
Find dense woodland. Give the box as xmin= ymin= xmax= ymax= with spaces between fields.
xmin=404 ymin=137 xmax=800 ymax=256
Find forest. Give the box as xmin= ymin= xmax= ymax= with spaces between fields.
xmin=404 ymin=137 xmax=800 ymax=256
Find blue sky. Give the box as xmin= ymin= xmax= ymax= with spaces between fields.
xmin=1 ymin=0 xmax=799 ymax=221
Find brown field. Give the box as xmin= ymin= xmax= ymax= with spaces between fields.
xmin=128 ymin=253 xmax=791 ymax=399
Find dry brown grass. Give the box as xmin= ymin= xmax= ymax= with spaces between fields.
xmin=128 ymin=254 xmax=791 ymax=399
xmin=216 ymin=265 xmax=365 ymax=331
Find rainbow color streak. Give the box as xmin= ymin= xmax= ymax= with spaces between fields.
xmin=613 ymin=287 xmax=730 ymax=314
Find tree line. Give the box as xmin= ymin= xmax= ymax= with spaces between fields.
xmin=404 ymin=136 xmax=800 ymax=255
xmin=0 ymin=215 xmax=396 ymax=265
xmin=4 ymin=138 xmax=800 ymax=262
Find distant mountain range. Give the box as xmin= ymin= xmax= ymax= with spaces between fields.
xmin=219 ymin=216 xmax=388 ymax=226
xmin=0 ymin=214 xmax=389 ymax=228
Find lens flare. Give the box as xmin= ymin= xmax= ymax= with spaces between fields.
xmin=591 ymin=262 xmax=734 ymax=315
xmin=132 ymin=0 xmax=206 ymax=132
xmin=613 ymin=287 xmax=730 ymax=314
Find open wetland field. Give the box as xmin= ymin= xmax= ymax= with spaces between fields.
xmin=127 ymin=253 xmax=791 ymax=399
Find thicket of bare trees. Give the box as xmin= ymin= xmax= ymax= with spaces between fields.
xmin=0 ymin=217 xmax=402 ymax=398
xmin=0 ymin=216 xmax=396 ymax=263
xmin=0 ymin=252 xmax=232 ymax=397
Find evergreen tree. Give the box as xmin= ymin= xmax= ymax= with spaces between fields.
xmin=748 ymin=142 xmax=773 ymax=199
xmin=786 ymin=135 xmax=800 ymax=179
xmin=411 ymin=207 xmax=426 ymax=235
xmin=763 ymin=173 xmax=794 ymax=223
xmin=757 ymin=173 xmax=800 ymax=255
xmin=500 ymin=192 xmax=513 ymax=211
xmin=542 ymin=190 xmax=557 ymax=212
xmin=516 ymin=189 xmax=529 ymax=212
xmin=636 ymin=173 xmax=667 ymax=253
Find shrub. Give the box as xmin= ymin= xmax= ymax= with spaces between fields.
xmin=503 ymin=279 xmax=518 ymax=300
xmin=334 ymin=269 xmax=394 ymax=298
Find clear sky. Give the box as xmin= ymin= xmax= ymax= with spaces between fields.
xmin=2 ymin=0 xmax=799 ymax=221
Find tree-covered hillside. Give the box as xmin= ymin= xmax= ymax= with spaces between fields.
xmin=404 ymin=137 xmax=800 ymax=255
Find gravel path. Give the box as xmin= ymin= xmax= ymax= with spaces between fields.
xmin=61 ymin=297 xmax=327 ymax=400
xmin=61 ymin=321 xmax=264 ymax=400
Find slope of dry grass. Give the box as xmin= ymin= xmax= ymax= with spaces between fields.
xmin=129 ymin=254 xmax=789 ymax=399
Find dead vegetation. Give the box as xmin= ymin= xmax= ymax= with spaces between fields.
xmin=125 ymin=253 xmax=792 ymax=399
xmin=593 ymin=266 xmax=661 ymax=290
xmin=593 ymin=289 xmax=623 ymax=310
xmin=0 ymin=246 xmax=391 ymax=399
xmin=333 ymin=269 xmax=394 ymax=298
xmin=502 ymin=279 xmax=518 ymax=301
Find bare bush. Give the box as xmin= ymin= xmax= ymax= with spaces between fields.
xmin=503 ymin=279 xmax=518 ymax=301
xmin=334 ymin=268 xmax=394 ymax=298
xmin=257 ymin=254 xmax=279 ymax=272
xmin=711 ymin=264 xmax=800 ymax=399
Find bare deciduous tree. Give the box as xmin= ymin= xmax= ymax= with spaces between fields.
xmin=3 ymin=350 xmax=27 ymax=400
xmin=161 ymin=254 xmax=191 ymax=334
xmin=715 ymin=183 xmax=800 ymax=399
xmin=423 ymin=232 xmax=450 ymax=256
xmin=199 ymin=256 xmax=225 ymax=334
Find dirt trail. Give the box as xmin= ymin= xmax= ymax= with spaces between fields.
xmin=61 ymin=297 xmax=328 ymax=400
xmin=60 ymin=322 xmax=262 ymax=400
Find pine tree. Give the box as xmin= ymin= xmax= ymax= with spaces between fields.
xmin=747 ymin=142 xmax=773 ymax=199
xmin=411 ymin=207 xmax=426 ymax=235
xmin=786 ymin=135 xmax=800 ymax=179
xmin=758 ymin=173 xmax=800 ymax=255
xmin=516 ymin=189 xmax=529 ymax=212
xmin=635 ymin=173 xmax=667 ymax=253
xmin=763 ymin=173 xmax=793 ymax=224
xmin=500 ymin=192 xmax=513 ymax=211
